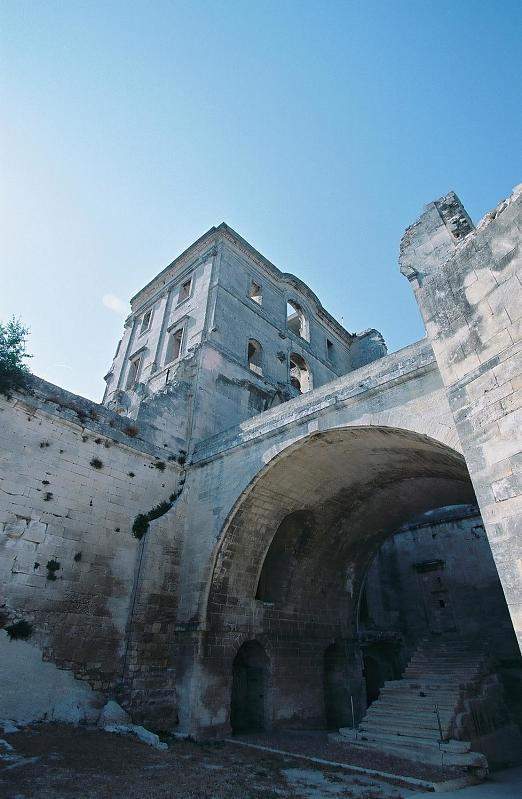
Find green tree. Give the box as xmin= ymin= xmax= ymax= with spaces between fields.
xmin=0 ymin=317 xmax=32 ymax=397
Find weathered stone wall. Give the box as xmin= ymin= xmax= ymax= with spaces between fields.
xmin=172 ymin=339 xmax=470 ymax=735
xmin=363 ymin=506 xmax=519 ymax=659
xmin=400 ymin=185 xmax=522 ymax=648
xmin=0 ymin=378 xmax=185 ymax=725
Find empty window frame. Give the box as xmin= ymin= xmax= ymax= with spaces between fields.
xmin=140 ymin=309 xmax=153 ymax=334
xmin=125 ymin=355 xmax=142 ymax=389
xmin=165 ymin=327 xmax=184 ymax=364
xmin=177 ymin=277 xmax=192 ymax=305
xmin=249 ymin=280 xmax=262 ymax=305
xmin=326 ymin=338 xmax=334 ymax=362
xmin=289 ymin=352 xmax=312 ymax=393
xmin=286 ymin=300 xmax=309 ymax=341
xmin=247 ymin=339 xmax=263 ymax=375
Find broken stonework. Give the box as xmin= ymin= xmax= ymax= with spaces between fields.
xmin=98 ymin=700 xmax=131 ymax=727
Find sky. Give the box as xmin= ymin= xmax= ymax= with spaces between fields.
xmin=1 ymin=1 xmax=521 ymax=401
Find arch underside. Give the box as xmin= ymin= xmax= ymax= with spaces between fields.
xmin=199 ymin=425 xmax=478 ymax=734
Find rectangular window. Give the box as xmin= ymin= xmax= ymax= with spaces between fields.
xmin=326 ymin=338 xmax=334 ymax=361
xmin=249 ymin=280 xmax=262 ymax=305
xmin=126 ymin=356 xmax=141 ymax=389
xmin=165 ymin=327 xmax=184 ymax=364
xmin=140 ymin=309 xmax=152 ymax=334
xmin=177 ymin=277 xmax=192 ymax=305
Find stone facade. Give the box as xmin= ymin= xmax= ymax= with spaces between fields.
xmin=400 ymin=185 xmax=522 ymax=648
xmin=0 ymin=188 xmax=520 ymax=744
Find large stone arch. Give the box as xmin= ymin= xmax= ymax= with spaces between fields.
xmin=190 ymin=424 xmax=482 ymax=736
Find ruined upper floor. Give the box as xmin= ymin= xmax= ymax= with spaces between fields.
xmin=102 ymin=223 xmax=386 ymax=440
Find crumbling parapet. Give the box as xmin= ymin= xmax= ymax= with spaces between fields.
xmin=400 ymin=185 xmax=522 ymax=650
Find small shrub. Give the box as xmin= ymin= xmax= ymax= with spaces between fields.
xmin=0 ymin=317 xmax=31 ymax=398
xmin=154 ymin=461 xmax=166 ymax=472
xmin=73 ymin=552 xmax=82 ymax=562
xmin=34 ymin=562 xmax=40 ymax=570
xmin=128 ymin=472 xmax=135 ymax=478
xmin=43 ymin=491 xmax=53 ymax=501
xmin=39 ymin=441 xmax=50 ymax=448
xmin=124 ymin=425 xmax=139 ymax=438
xmin=148 ymin=500 xmax=171 ymax=521
xmin=81 ymin=435 xmax=88 ymax=442
xmin=90 ymin=457 xmax=103 ymax=469
xmin=41 ymin=480 xmax=49 ymax=485
xmin=5 ymin=619 xmax=33 ymax=640
xmin=76 ymin=409 xmax=87 ymax=421
xmin=177 ymin=451 xmax=187 ymax=466
xmin=114 ymin=527 xmax=120 ymax=532
xmin=132 ymin=514 xmax=149 ymax=540
xmin=94 ymin=437 xmax=102 ymax=444
xmin=89 ymin=410 xmax=99 ymax=421
xmin=104 ymin=440 xmax=111 ymax=448
xmin=46 ymin=559 xmax=60 ymax=581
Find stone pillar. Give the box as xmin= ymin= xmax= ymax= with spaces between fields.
xmin=399 ymin=186 xmax=522 ymax=650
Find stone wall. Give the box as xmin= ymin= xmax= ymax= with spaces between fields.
xmin=0 ymin=377 xmax=185 ymax=725
xmin=362 ymin=505 xmax=519 ymax=659
xmin=400 ymin=185 xmax=522 ymax=649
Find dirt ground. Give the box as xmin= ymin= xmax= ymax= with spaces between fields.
xmin=0 ymin=723 xmax=440 ymax=799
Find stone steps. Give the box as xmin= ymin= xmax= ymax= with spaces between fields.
xmin=340 ymin=636 xmax=489 ymax=770
xmin=365 ymin=708 xmax=452 ymax=728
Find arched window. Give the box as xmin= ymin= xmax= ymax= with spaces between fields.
xmin=286 ymin=300 xmax=309 ymax=341
xmin=289 ymin=352 xmax=312 ymax=393
xmin=247 ymin=339 xmax=263 ymax=375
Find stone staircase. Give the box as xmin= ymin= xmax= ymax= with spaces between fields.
xmin=338 ymin=637 xmax=490 ymax=771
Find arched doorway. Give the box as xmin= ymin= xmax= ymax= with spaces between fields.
xmin=199 ymin=426 xmax=519 ymax=736
xmin=230 ymin=641 xmax=270 ymax=734
xmin=324 ymin=641 xmax=354 ymax=729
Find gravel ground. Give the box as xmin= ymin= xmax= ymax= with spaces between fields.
xmin=0 ymin=724 xmax=437 ymax=799
xmin=235 ymin=731 xmax=466 ymax=782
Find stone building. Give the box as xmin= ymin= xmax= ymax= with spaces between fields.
xmin=1 ymin=186 xmax=521 ymax=767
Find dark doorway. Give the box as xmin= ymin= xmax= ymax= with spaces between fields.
xmin=363 ymin=643 xmax=400 ymax=707
xmin=230 ymin=641 xmax=270 ymax=733
xmin=324 ymin=642 xmax=352 ymax=729
xmin=363 ymin=654 xmax=382 ymax=706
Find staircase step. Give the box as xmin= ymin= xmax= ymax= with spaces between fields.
xmin=360 ymin=722 xmax=442 ymax=739
xmin=366 ymin=708 xmax=452 ymax=726
xmin=357 ymin=730 xmax=443 ymax=750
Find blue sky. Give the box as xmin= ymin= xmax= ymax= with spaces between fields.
xmin=2 ymin=1 xmax=521 ymax=400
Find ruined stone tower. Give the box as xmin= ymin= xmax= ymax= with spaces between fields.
xmin=102 ymin=223 xmax=386 ymax=447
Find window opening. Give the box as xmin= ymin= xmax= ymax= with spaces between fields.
xmin=140 ymin=310 xmax=152 ymax=334
xmin=247 ymin=339 xmax=263 ymax=375
xmin=178 ymin=278 xmax=192 ymax=304
xmin=249 ymin=280 xmax=262 ymax=305
xmin=165 ymin=327 xmax=184 ymax=364
xmin=326 ymin=338 xmax=334 ymax=361
xmin=126 ymin=356 xmax=141 ymax=389
xmin=286 ymin=300 xmax=309 ymax=341
xmin=289 ymin=352 xmax=311 ymax=393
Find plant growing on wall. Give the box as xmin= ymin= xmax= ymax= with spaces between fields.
xmin=46 ymin=559 xmax=60 ymax=581
xmin=0 ymin=317 xmax=32 ymax=398
xmin=5 ymin=619 xmax=33 ymax=640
